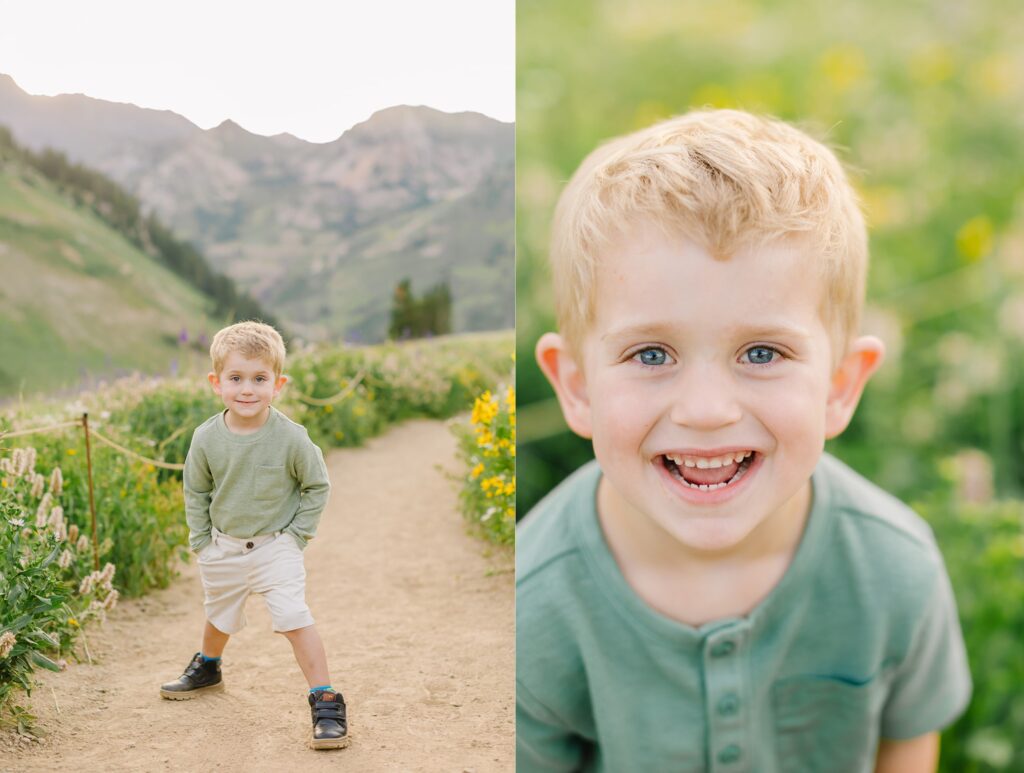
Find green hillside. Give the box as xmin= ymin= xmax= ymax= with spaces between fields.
xmin=0 ymin=162 xmax=224 ymax=397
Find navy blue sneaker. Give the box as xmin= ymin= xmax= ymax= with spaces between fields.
xmin=159 ymin=652 xmax=224 ymax=699
xmin=308 ymin=689 xmax=349 ymax=749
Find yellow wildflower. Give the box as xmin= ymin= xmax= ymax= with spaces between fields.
xmin=324 ymin=404 xmax=334 ymax=414
xmin=471 ymin=462 xmax=484 ymax=479
xmin=956 ymin=216 xmax=994 ymax=263
xmin=68 ymin=618 xmax=79 ymax=627
xmin=67 ymin=449 xmax=77 ymax=456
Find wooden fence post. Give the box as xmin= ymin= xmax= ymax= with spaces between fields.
xmin=81 ymin=412 xmax=100 ymax=572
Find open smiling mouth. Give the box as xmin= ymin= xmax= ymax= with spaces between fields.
xmin=661 ymin=451 xmax=757 ymax=491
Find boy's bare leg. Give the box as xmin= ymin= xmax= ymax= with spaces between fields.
xmin=282 ymin=624 xmax=331 ymax=687
xmin=202 ymin=619 xmax=230 ymax=657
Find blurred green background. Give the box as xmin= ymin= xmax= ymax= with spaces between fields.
xmin=517 ymin=0 xmax=1024 ymax=769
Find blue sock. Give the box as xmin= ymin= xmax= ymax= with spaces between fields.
xmin=309 ymin=684 xmax=333 ymax=693
xmin=200 ymin=653 xmax=221 ymax=662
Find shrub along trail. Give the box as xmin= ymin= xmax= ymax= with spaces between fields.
xmin=1 ymin=418 xmax=514 ymax=772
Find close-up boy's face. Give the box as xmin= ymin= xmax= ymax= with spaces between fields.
xmin=208 ymin=351 xmax=286 ymax=424
xmin=553 ymin=224 xmax=872 ymax=555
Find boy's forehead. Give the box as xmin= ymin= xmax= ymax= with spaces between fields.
xmin=219 ymin=351 xmax=277 ymax=373
xmin=589 ymin=229 xmax=830 ymax=334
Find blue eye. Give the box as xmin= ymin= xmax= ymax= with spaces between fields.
xmin=744 ymin=347 xmax=777 ymax=365
xmin=634 ymin=347 xmax=669 ymax=367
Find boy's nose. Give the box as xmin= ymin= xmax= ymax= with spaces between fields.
xmin=668 ymin=363 xmax=743 ymax=430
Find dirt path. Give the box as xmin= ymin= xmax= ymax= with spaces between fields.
xmin=2 ymin=418 xmax=514 ymax=772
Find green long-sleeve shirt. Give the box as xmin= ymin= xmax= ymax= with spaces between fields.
xmin=184 ymin=406 xmax=331 ymax=552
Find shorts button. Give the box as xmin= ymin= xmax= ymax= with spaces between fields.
xmin=245 ymin=541 xmax=254 ymax=549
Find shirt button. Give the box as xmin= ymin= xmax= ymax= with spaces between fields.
xmin=710 ymin=640 xmax=736 ymax=657
xmin=717 ymin=693 xmax=740 ymax=716
xmin=245 ymin=541 xmax=254 ymax=549
xmin=718 ymin=745 xmax=742 ymax=764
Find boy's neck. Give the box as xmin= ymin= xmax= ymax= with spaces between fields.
xmin=222 ymin=406 xmax=273 ymax=435
xmin=596 ymin=476 xmax=812 ymax=625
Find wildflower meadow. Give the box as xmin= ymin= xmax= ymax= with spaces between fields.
xmin=0 ymin=330 xmax=511 ymax=727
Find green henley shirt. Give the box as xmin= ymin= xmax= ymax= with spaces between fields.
xmin=184 ymin=406 xmax=331 ymax=552
xmin=516 ymin=454 xmax=972 ymax=772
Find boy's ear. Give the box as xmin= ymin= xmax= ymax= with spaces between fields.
xmin=535 ymin=332 xmax=593 ymax=439
xmin=207 ymin=371 xmax=222 ymax=395
xmin=825 ymin=335 xmax=885 ymax=439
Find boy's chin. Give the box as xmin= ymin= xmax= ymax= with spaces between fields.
xmin=651 ymin=514 xmax=763 ymax=556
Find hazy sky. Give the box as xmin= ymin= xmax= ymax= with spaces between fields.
xmin=0 ymin=0 xmax=514 ymax=142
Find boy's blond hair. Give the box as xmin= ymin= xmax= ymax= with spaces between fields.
xmin=550 ymin=109 xmax=867 ymax=357
xmin=209 ymin=321 xmax=286 ymax=376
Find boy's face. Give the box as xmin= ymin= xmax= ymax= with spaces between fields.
xmin=539 ymin=225 xmax=882 ymax=555
xmin=208 ymin=351 xmax=286 ymax=426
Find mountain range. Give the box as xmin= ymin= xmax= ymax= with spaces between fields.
xmin=0 ymin=73 xmax=514 ymax=342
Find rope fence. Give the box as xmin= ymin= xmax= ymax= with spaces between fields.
xmin=1 ymin=413 xmax=187 ymax=572
xmin=287 ymin=368 xmax=366 ymax=406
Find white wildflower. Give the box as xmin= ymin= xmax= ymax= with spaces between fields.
xmin=58 ymin=549 xmax=73 ymax=569
xmin=23 ymin=447 xmax=37 ymax=476
xmin=12 ymin=448 xmax=26 ymax=476
xmin=8 ymin=517 xmax=24 ymax=527
xmin=100 ymin=562 xmax=116 ymax=584
xmin=0 ymin=458 xmax=12 ymax=474
xmin=30 ymin=473 xmax=44 ymax=499
xmin=76 ymin=535 xmax=90 ymax=553
xmin=50 ymin=467 xmax=63 ymax=497
xmin=0 ymin=631 xmax=16 ymax=659
xmin=35 ymin=493 xmax=53 ymax=528
xmin=102 ymin=589 xmax=119 ymax=610
xmin=54 ymin=521 xmax=67 ymax=542
xmin=79 ymin=575 xmax=94 ymax=595
xmin=48 ymin=505 xmax=64 ymax=529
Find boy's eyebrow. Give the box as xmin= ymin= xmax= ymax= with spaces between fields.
xmin=601 ymin=321 xmax=815 ymax=342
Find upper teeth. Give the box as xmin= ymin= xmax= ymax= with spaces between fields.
xmin=667 ymin=451 xmax=752 ymax=468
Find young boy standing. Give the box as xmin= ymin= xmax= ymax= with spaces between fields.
xmin=517 ymin=110 xmax=971 ymax=771
xmin=158 ymin=321 xmax=348 ymax=750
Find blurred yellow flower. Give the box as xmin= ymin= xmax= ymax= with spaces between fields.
xmin=956 ymin=216 xmax=994 ymax=263
xmin=819 ymin=44 xmax=866 ymax=91
xmin=909 ymin=43 xmax=955 ymax=86
xmin=323 ymin=404 xmax=334 ymax=414
xmin=971 ymin=53 xmax=1017 ymax=98
xmin=691 ymin=83 xmax=735 ymax=109
xmin=471 ymin=462 xmax=484 ymax=479
xmin=67 ymin=449 xmax=77 ymax=456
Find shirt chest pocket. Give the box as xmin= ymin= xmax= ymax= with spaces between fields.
xmin=253 ymin=465 xmax=290 ymax=502
xmin=772 ymin=675 xmax=887 ymax=773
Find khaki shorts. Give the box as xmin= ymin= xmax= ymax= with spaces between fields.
xmin=198 ymin=526 xmax=314 ymax=634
